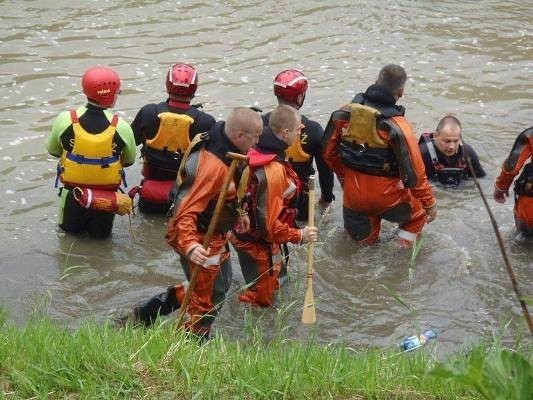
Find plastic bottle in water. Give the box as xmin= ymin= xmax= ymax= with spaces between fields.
xmin=400 ymin=329 xmax=437 ymax=352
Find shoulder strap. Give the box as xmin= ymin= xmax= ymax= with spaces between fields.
xmin=422 ymin=134 xmax=439 ymax=166
xmin=176 ymin=133 xmax=207 ymax=187
xmin=110 ymin=114 xmax=119 ymax=128
xmin=237 ymin=166 xmax=250 ymax=202
xmin=69 ymin=109 xmax=79 ymax=123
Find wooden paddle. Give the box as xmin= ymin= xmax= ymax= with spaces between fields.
xmin=301 ymin=175 xmax=316 ymax=324
xmin=175 ymin=151 xmax=248 ymax=330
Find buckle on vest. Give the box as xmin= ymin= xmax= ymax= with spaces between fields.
xmin=356 ymin=143 xmax=366 ymax=153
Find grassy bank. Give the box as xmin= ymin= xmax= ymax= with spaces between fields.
xmin=0 ymin=309 xmax=530 ymax=399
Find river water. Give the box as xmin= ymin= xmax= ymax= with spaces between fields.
xmin=0 ymin=0 xmax=531 ymax=353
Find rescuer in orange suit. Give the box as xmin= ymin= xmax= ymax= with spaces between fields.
xmin=494 ymin=126 xmax=533 ymax=236
xmin=131 ymin=107 xmax=263 ymax=340
xmin=231 ymin=105 xmax=318 ymax=307
xmin=322 ymin=64 xmax=436 ymax=246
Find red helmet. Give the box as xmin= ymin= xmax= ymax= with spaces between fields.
xmin=273 ymin=69 xmax=308 ymax=109
xmin=166 ymin=63 xmax=198 ymax=98
xmin=82 ymin=66 xmax=121 ymax=108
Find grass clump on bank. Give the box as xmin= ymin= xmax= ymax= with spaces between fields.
xmin=0 ymin=307 xmax=530 ymax=399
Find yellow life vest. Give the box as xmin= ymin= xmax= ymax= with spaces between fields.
xmin=286 ymin=133 xmax=311 ymax=164
xmin=59 ymin=110 xmax=122 ymax=188
xmin=341 ymin=103 xmax=386 ymax=148
xmin=146 ymin=112 xmax=194 ymax=154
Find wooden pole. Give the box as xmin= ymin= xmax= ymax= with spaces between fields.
xmin=302 ymin=175 xmax=317 ymax=324
xmin=464 ymin=151 xmax=533 ymax=335
xmin=175 ymin=151 xmax=248 ymax=330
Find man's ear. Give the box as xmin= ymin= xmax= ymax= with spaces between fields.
xmin=397 ymin=87 xmax=404 ymax=98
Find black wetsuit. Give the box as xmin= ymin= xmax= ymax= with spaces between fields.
xmin=419 ymin=134 xmax=485 ymax=185
xmin=131 ymin=100 xmax=216 ymax=179
xmin=131 ymin=100 xmax=216 ymax=213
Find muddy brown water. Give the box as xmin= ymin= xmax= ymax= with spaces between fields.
xmin=0 ymin=1 xmax=531 ymax=354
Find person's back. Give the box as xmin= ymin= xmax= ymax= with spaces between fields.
xmin=130 ymin=63 xmax=216 ymax=213
xmin=322 ymin=64 xmax=436 ymax=246
xmin=494 ymin=126 xmax=533 ymax=235
xmin=419 ymin=115 xmax=485 ymax=186
xmin=45 ymin=66 xmax=135 ymax=238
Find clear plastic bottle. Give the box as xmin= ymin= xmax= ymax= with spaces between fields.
xmin=400 ymin=329 xmax=437 ymax=352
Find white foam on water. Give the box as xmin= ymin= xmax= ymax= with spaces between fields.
xmin=3 ymin=156 xmax=12 ymax=161
xmin=21 ymin=198 xmax=27 ymax=205
xmin=6 ymin=190 xmax=14 ymax=194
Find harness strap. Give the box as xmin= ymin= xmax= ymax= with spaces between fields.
xmin=65 ymin=153 xmax=120 ymax=166
xmin=70 ymin=109 xmax=79 ymax=123
xmin=423 ymin=135 xmax=439 ymax=166
xmin=70 ymin=109 xmax=118 ymax=128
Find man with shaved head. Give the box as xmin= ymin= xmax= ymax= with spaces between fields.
xmin=231 ymin=105 xmax=318 ymax=307
xmin=419 ymin=115 xmax=485 ymax=186
xmin=131 ymin=107 xmax=262 ymax=340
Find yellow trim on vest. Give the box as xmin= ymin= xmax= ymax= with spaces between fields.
xmin=286 ymin=134 xmax=311 ymax=163
xmin=342 ymin=103 xmax=387 ymax=148
xmin=60 ymin=115 xmax=122 ymax=187
xmin=237 ymin=166 xmax=250 ymax=202
xmin=147 ymin=112 xmax=194 ymax=153
xmin=175 ymin=133 xmax=205 ymax=187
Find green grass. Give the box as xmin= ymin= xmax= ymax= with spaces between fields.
xmin=1 ymin=302 xmax=530 ymax=399
xmin=0 ymin=318 xmax=482 ymax=399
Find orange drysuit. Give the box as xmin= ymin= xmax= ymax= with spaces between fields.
xmin=164 ymin=122 xmax=242 ymax=337
xmin=322 ymin=85 xmax=436 ymax=244
xmin=495 ymin=127 xmax=533 ymax=234
xmin=231 ymin=128 xmax=302 ymax=307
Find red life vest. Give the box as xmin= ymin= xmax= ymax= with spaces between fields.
xmin=238 ymin=149 xmax=302 ymax=242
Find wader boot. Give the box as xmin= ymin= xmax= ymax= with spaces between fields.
xmin=134 ymin=285 xmax=184 ymax=326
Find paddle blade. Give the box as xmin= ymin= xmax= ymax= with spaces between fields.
xmin=301 ymin=282 xmax=316 ymax=324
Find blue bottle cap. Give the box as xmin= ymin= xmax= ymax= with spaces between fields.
xmin=422 ymin=329 xmax=437 ymax=339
